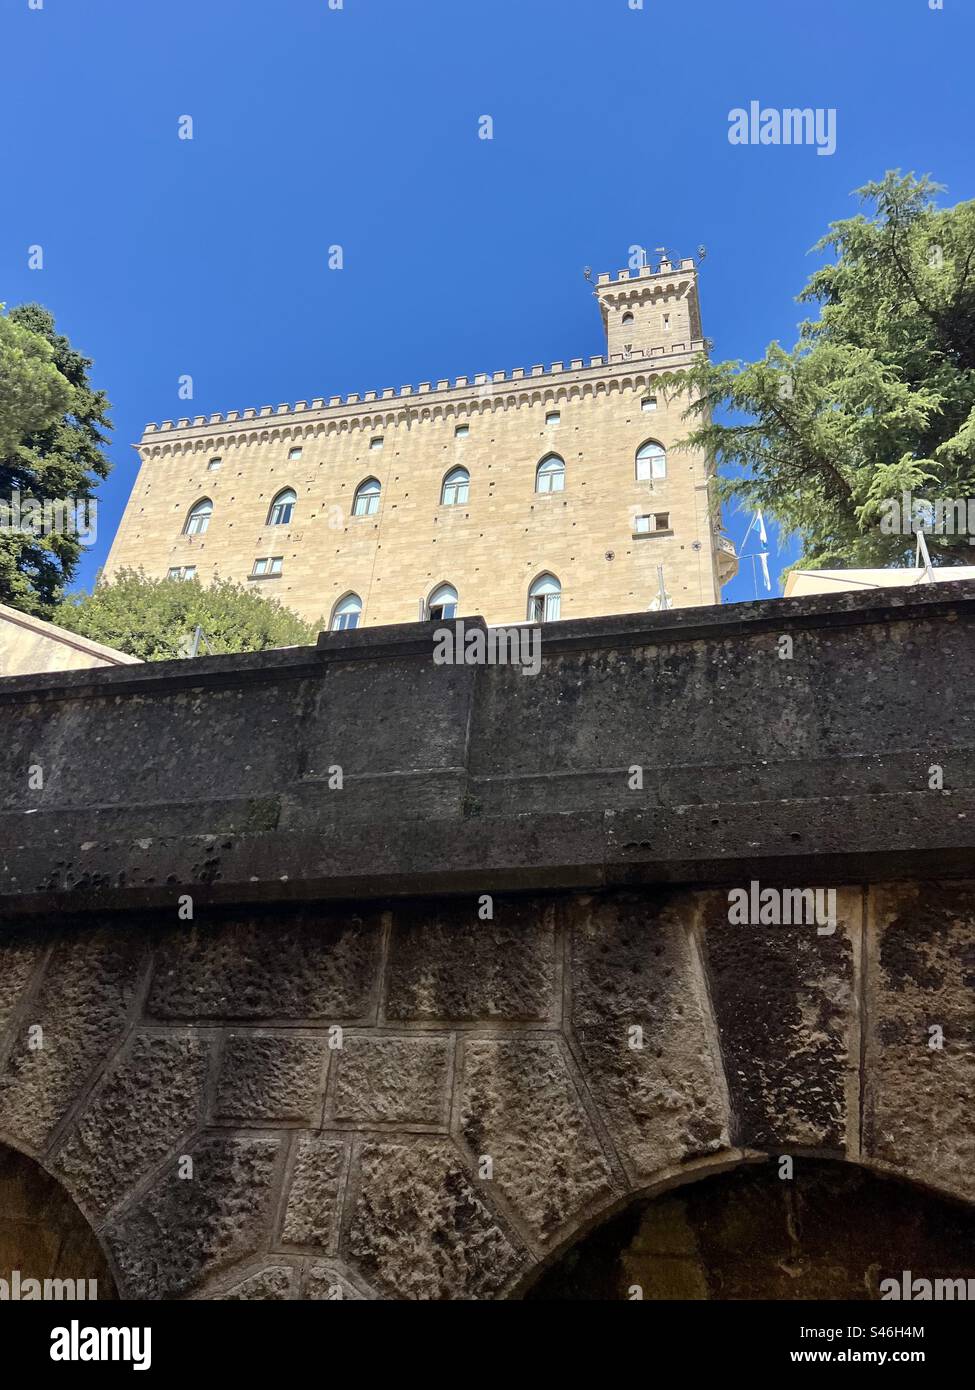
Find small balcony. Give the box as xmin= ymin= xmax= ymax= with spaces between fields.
xmin=714 ymin=533 xmax=739 ymax=585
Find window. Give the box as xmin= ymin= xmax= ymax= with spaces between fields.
xmin=545 ymin=410 xmax=560 ymax=426
xmin=267 ymin=488 xmax=296 ymax=526
xmin=370 ymin=437 xmax=384 ymax=451
xmin=635 ymin=441 xmax=667 ymax=481
xmin=428 ymin=583 xmax=458 ymax=621
xmin=535 ymin=454 xmax=565 ymax=494
xmin=183 ymin=498 xmax=213 ymax=535
xmin=331 ymin=593 xmax=362 ymax=630
xmin=455 ymin=424 xmax=469 ymax=438
xmin=663 ymin=313 xmax=671 ymax=330
xmin=288 ymin=446 xmax=303 ymax=460
xmin=528 ymin=572 xmax=561 ymax=623
xmin=634 ymin=513 xmax=670 ymax=535
xmin=167 ymin=566 xmax=197 ymax=581
xmin=622 ymin=312 xmax=634 ymax=325
xmin=207 ymin=457 xmax=222 ymax=472
xmin=441 ymin=467 xmax=469 ymax=506
xmin=251 ymin=556 xmax=283 ymax=577
xmin=642 ymin=396 xmax=658 ymax=412
xmin=353 ymin=477 xmax=381 ymax=516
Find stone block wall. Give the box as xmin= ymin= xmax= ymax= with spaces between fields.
xmin=0 ymin=883 xmax=970 ymax=1300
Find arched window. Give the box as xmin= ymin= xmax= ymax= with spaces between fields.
xmin=528 ymin=572 xmax=561 ymax=623
xmin=622 ymin=311 xmax=634 ymax=325
xmin=535 ymin=454 xmax=565 ymax=494
xmin=441 ymin=467 xmax=469 ymax=506
xmin=353 ymin=477 xmax=381 ymax=517
xmin=331 ymin=593 xmax=362 ymax=631
xmin=183 ymin=498 xmax=213 ymax=536
xmin=266 ymin=488 xmax=296 ymax=527
xmin=636 ymin=440 xmax=667 ymax=481
xmin=428 ymin=583 xmax=458 ymax=621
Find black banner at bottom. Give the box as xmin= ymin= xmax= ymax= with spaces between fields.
xmin=0 ymin=1298 xmax=968 ymax=1375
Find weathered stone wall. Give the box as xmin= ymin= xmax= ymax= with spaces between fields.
xmin=3 ymin=583 xmax=975 ymax=910
xmin=0 ymin=584 xmax=973 ymax=1298
xmin=0 ymin=883 xmax=970 ymax=1300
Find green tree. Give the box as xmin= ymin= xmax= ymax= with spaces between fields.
xmin=0 ymin=303 xmax=112 ymax=615
xmin=55 ymin=570 xmax=323 ymax=660
xmin=0 ymin=308 xmax=72 ymax=455
xmin=660 ymin=172 xmax=975 ymax=573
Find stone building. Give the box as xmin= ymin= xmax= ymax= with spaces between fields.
xmin=105 ymin=257 xmax=737 ymax=627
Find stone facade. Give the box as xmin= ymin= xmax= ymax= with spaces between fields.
xmin=0 ymin=886 xmax=971 ymax=1300
xmin=104 ymin=260 xmax=736 ymax=626
xmin=1 ymin=584 xmax=973 ymax=1299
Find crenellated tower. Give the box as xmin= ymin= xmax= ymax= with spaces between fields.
xmin=594 ymin=255 xmax=703 ymax=359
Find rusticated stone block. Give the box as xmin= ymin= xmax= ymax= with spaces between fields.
xmin=386 ymin=898 xmax=556 ymax=1021
xmin=569 ymin=892 xmax=728 ymax=1181
xmin=863 ymin=882 xmax=975 ymax=1200
xmin=57 ymin=1032 xmax=209 ymax=1218
xmin=304 ymin=1261 xmax=369 ymax=1300
xmin=215 ymin=1265 xmax=296 ymax=1300
xmin=215 ymin=1033 xmax=325 ymax=1124
xmin=0 ymin=926 xmax=44 ymax=1044
xmin=330 ymin=1036 xmax=449 ymax=1126
xmin=704 ymin=887 xmax=859 ymax=1150
xmin=147 ymin=911 xmax=380 ymax=1021
xmin=347 ymin=1138 xmax=524 ymax=1299
xmin=281 ymin=1134 xmax=347 ymax=1248
xmin=0 ymin=926 xmax=145 ymax=1149
xmin=105 ymin=1134 xmax=281 ymax=1299
xmin=458 ymin=1037 xmax=615 ymax=1246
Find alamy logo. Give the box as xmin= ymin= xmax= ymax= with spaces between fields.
xmin=50 ymin=1320 xmax=151 ymax=1371
xmin=0 ymin=489 xmax=97 ymax=545
xmin=881 ymin=1270 xmax=975 ymax=1300
xmin=432 ymin=619 xmax=541 ymax=677
xmin=880 ymin=490 xmax=975 ymax=543
xmin=0 ymin=1269 xmax=97 ymax=1300
xmin=728 ymin=102 xmax=837 ymax=156
xmin=728 ymin=880 xmax=836 ymax=935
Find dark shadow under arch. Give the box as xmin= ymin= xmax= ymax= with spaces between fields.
xmin=524 ymin=1159 xmax=975 ymax=1300
xmin=0 ymin=1144 xmax=117 ymax=1300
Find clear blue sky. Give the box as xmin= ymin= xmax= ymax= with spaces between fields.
xmin=2 ymin=0 xmax=972 ymax=602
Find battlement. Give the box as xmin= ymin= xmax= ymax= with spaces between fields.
xmin=140 ymin=337 xmax=707 ymax=441
xmin=595 ymin=254 xmax=697 ymax=285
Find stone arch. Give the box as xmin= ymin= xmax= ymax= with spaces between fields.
xmin=0 ymin=1139 xmax=118 ymax=1300
xmin=515 ymin=1155 xmax=975 ymax=1300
